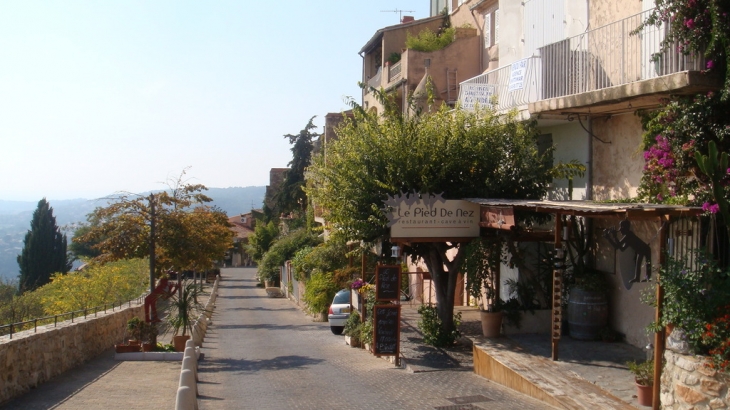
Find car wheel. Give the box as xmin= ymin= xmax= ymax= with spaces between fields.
xmin=330 ymin=326 xmax=344 ymax=335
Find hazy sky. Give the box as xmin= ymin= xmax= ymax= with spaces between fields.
xmin=0 ymin=1 xmax=426 ymax=201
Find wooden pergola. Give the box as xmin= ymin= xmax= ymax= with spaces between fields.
xmin=465 ymin=199 xmax=703 ymax=410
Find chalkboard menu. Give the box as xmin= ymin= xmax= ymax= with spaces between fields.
xmin=375 ymin=265 xmax=401 ymax=301
xmin=373 ymin=305 xmax=400 ymax=356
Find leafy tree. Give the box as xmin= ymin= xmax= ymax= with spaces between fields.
xmin=277 ymin=117 xmax=318 ymax=215
xmin=35 ymin=259 xmax=148 ymax=313
xmin=75 ymin=170 xmax=233 ymax=292
xmin=69 ymin=224 xmax=102 ymax=260
xmin=258 ymin=228 xmax=321 ymax=282
xmin=306 ymin=99 xmax=552 ymax=336
xmin=17 ymin=199 xmax=71 ymax=292
xmin=246 ymin=220 xmax=280 ymax=263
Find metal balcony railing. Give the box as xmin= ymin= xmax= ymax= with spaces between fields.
xmin=540 ymin=9 xmax=703 ymax=99
xmin=459 ymin=9 xmax=704 ymax=111
xmin=458 ymin=56 xmax=541 ymax=112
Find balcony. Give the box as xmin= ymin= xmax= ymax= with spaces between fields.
xmin=458 ymin=9 xmax=719 ymax=116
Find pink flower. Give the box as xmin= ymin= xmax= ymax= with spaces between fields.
xmin=703 ymin=202 xmax=720 ymax=213
xmin=657 ymin=193 xmax=664 ymax=201
xmin=707 ymin=60 xmax=715 ymax=69
xmin=685 ymin=18 xmax=695 ymax=29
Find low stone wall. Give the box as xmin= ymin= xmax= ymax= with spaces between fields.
xmin=0 ymin=304 xmax=144 ymax=404
xmin=661 ymin=350 xmax=730 ymax=409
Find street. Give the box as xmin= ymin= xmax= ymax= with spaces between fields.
xmin=197 ymin=267 xmax=552 ymax=410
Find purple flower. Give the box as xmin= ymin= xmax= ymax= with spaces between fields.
xmin=707 ymin=60 xmax=715 ymax=69
xmin=685 ymin=18 xmax=695 ymax=29
xmin=726 ymin=168 xmax=730 ymax=174
xmin=657 ymin=193 xmax=664 ymax=201
xmin=703 ymin=202 xmax=720 ymax=213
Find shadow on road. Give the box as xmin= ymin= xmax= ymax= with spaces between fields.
xmin=199 ymin=355 xmax=324 ymax=373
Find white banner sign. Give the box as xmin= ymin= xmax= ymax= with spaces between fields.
xmin=508 ymin=59 xmax=528 ymax=91
xmin=459 ymin=83 xmax=496 ymax=110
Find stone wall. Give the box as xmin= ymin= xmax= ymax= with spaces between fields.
xmin=0 ymin=304 xmax=144 ymax=404
xmin=662 ymin=350 xmax=730 ymax=409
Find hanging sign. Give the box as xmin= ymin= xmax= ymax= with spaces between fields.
xmin=508 ymin=59 xmax=528 ymax=91
xmin=459 ymin=83 xmax=496 ymax=110
xmin=383 ymin=192 xmax=480 ymax=239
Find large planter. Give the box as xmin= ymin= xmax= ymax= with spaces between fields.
xmin=115 ymin=344 xmax=141 ymax=353
xmin=344 ymin=335 xmax=360 ymax=347
xmin=480 ymin=310 xmax=504 ymax=338
xmin=567 ymin=288 xmax=608 ymax=340
xmin=141 ymin=342 xmax=155 ymax=352
xmin=635 ymin=382 xmax=653 ymax=407
xmin=173 ymin=335 xmax=191 ymax=352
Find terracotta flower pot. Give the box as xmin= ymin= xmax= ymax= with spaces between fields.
xmin=142 ymin=342 xmax=155 ymax=352
xmin=173 ymin=335 xmax=191 ymax=352
xmin=635 ymin=382 xmax=653 ymax=407
xmin=115 ymin=344 xmax=140 ymax=353
xmin=480 ymin=310 xmax=504 ymax=338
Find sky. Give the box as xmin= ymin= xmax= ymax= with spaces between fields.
xmin=0 ymin=1 xmax=427 ymax=201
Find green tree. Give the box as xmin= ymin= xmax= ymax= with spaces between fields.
xmin=246 ymin=220 xmax=279 ymax=263
xmin=306 ymin=100 xmax=552 ymax=336
xmin=75 ymin=170 xmax=233 ymax=292
xmin=277 ymin=117 xmax=318 ymax=215
xmin=17 ymin=198 xmax=71 ymax=292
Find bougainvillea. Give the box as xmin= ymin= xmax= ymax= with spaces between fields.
xmin=638 ymin=92 xmax=730 ymax=205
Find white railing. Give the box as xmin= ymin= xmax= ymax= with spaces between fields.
xmin=388 ymin=60 xmax=402 ymax=83
xmin=539 ymin=9 xmax=703 ymax=99
xmin=366 ymin=66 xmax=382 ymax=91
xmin=458 ymin=56 xmax=541 ymax=112
xmin=459 ymin=9 xmax=704 ymax=111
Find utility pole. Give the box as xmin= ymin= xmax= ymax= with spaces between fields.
xmin=149 ymin=194 xmax=156 ymax=294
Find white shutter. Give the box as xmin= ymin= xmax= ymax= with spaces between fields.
xmin=494 ymin=8 xmax=500 ymax=45
xmin=484 ymin=13 xmax=492 ymax=48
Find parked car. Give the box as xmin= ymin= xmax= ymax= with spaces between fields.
xmin=328 ymin=289 xmax=351 ymax=335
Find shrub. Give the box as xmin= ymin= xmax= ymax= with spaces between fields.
xmin=302 ymin=271 xmax=339 ymax=315
xmin=417 ymin=304 xmax=461 ymax=347
xmin=405 ymin=27 xmax=456 ymax=52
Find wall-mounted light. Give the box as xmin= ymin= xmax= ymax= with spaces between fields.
xmin=391 ymin=245 xmax=400 ymax=258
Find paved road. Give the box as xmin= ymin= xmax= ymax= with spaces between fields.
xmin=197 ymin=267 xmax=552 ymax=410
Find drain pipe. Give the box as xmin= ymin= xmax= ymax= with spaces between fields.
xmin=586 ymin=115 xmax=593 ymax=200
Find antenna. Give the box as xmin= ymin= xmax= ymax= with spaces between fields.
xmin=381 ymin=9 xmax=416 ymax=22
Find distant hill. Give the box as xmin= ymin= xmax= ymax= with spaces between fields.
xmin=0 ymin=186 xmax=265 ymax=281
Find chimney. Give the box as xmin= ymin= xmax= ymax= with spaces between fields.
xmin=401 ymin=16 xmax=414 ymax=24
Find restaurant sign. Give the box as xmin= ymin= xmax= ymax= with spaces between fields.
xmin=383 ymin=192 xmax=480 ymax=239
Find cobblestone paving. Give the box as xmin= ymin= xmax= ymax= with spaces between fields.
xmin=197 ymin=268 xmax=553 ymax=410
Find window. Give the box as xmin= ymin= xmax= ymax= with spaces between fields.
xmin=483 ymin=7 xmax=500 ymax=48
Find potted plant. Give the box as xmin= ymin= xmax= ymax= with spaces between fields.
xmin=343 ymin=311 xmax=362 ymax=347
xmin=140 ymin=321 xmax=158 ymax=352
xmin=126 ymin=317 xmax=143 ymax=346
xmin=164 ymin=280 xmax=206 ymax=352
xmin=565 ymin=215 xmax=608 ymax=340
xmin=463 ymin=238 xmax=505 ymax=337
xmin=627 ymin=359 xmax=653 ymax=407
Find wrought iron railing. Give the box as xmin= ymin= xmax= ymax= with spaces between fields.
xmin=0 ymin=294 xmax=147 ymax=340
xmin=539 ymin=9 xmax=703 ymax=99
xmin=459 ymin=9 xmax=704 ymax=111
xmin=458 ymin=56 xmax=541 ymax=112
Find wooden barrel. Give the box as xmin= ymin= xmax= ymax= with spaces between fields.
xmin=567 ymin=288 xmax=608 ymax=340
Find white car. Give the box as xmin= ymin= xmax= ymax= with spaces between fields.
xmin=327 ymin=289 xmax=351 ymax=335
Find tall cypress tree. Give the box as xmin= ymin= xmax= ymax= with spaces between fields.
xmin=17 ymin=198 xmax=71 ymax=292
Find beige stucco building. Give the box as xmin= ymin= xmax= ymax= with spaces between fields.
xmin=349 ymin=0 xmax=719 ymax=350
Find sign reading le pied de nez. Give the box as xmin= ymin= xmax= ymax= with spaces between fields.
xmin=383 ymin=192 xmax=480 ymax=239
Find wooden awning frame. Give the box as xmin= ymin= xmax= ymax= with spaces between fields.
xmin=467 ymin=198 xmax=703 ymax=410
